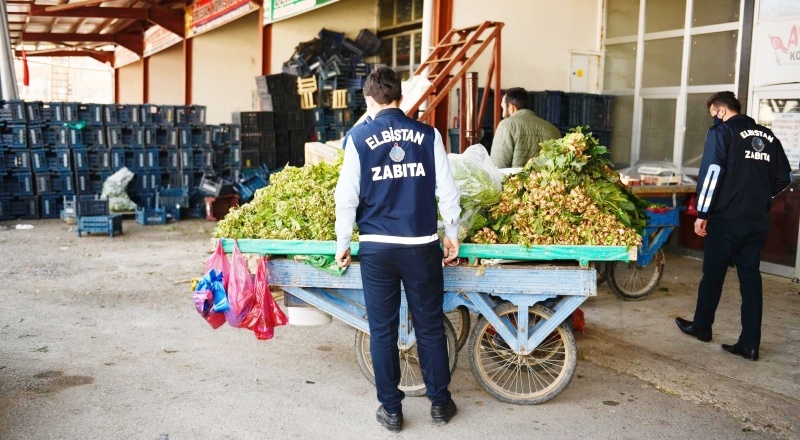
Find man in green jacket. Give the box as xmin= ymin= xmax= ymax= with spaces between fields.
xmin=490 ymin=87 xmax=562 ymax=168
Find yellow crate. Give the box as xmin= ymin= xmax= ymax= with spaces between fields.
xmin=300 ymin=91 xmax=316 ymax=109
xmin=332 ymin=90 xmax=348 ymax=109
xmin=297 ymin=76 xmax=318 ymax=94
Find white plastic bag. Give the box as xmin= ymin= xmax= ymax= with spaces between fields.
xmin=447 ymin=144 xmax=503 ymax=209
xmin=101 ymin=167 xmax=138 ymax=212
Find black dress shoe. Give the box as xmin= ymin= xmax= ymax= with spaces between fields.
xmin=376 ymin=405 xmax=403 ymax=432
xmin=675 ymin=317 xmax=712 ymax=342
xmin=431 ymin=399 xmax=457 ymax=426
xmin=722 ymin=343 xmax=759 ymax=361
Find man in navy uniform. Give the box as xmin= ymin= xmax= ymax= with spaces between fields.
xmin=676 ymin=91 xmax=792 ymax=361
xmin=334 ymin=65 xmax=461 ymax=431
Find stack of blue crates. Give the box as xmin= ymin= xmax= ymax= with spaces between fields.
xmin=1 ymin=99 xmax=242 ymax=221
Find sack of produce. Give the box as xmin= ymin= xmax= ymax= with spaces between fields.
xmin=100 ymin=167 xmax=137 ymax=212
xmin=448 ymin=144 xmax=503 ymax=209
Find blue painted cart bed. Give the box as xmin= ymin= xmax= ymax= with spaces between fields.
xmin=218 ymin=238 xmax=633 ymax=405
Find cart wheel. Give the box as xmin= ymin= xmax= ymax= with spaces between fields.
xmin=446 ymin=306 xmax=470 ymax=351
xmin=468 ymin=302 xmax=577 ymax=405
xmin=354 ymin=318 xmax=458 ymax=397
xmin=607 ymin=249 xmax=665 ymax=301
xmin=594 ymin=261 xmax=608 ymax=285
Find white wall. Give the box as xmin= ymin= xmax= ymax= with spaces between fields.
xmin=270 ymin=0 xmax=377 ymax=74
xmin=192 ymin=12 xmax=261 ymax=124
xmin=118 ymin=61 xmax=143 ymax=104
xmin=452 ymin=0 xmax=601 ymax=91
xmin=148 ymin=43 xmax=185 ymax=105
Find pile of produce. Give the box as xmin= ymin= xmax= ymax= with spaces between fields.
xmin=215 ymin=128 xmax=647 ymax=248
xmin=467 ymin=128 xmax=645 ymax=247
xmin=213 ymin=155 xmax=348 ymax=240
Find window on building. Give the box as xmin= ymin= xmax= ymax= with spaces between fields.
xmin=603 ymin=0 xmax=742 ymax=170
xmin=378 ymin=0 xmax=424 ymax=80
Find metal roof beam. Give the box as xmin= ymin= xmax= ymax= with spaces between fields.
xmin=29 ymin=5 xmax=185 ymax=38
xmin=22 ymin=32 xmax=144 ymax=56
xmin=15 ymin=48 xmax=114 ymax=64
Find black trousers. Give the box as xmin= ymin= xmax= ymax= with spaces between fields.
xmin=693 ymin=217 xmax=770 ymax=350
xmin=358 ymin=243 xmax=451 ymax=413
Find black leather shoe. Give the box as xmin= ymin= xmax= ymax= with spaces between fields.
xmin=431 ymin=399 xmax=457 ymax=426
xmin=675 ymin=317 xmax=712 ymax=342
xmin=376 ymin=405 xmax=402 ymax=432
xmin=722 ymin=343 xmax=759 ymax=361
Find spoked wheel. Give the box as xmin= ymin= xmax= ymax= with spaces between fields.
xmin=468 ymin=303 xmax=577 ymax=405
xmin=446 ymin=306 xmax=471 ymax=351
xmin=354 ymin=318 xmax=458 ymax=397
xmin=607 ymin=249 xmax=665 ymax=301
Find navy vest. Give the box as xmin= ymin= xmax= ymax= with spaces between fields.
xmin=348 ymin=108 xmax=438 ymax=244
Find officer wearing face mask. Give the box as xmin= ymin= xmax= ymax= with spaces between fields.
xmin=675 ymin=91 xmax=792 ymax=361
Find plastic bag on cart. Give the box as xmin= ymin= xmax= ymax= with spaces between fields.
xmin=448 ymin=144 xmax=503 ymax=209
xmin=241 ymin=256 xmax=288 ymax=339
xmin=290 ymin=254 xmax=345 ymax=276
xmin=206 ymin=240 xmax=231 ymax=290
xmin=192 ymin=269 xmax=228 ymax=329
xmin=224 ymin=241 xmax=255 ymax=327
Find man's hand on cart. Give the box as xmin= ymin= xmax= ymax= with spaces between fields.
xmin=335 ymin=248 xmax=352 ymax=268
xmin=694 ymin=218 xmax=708 ymax=237
xmin=442 ymin=237 xmax=460 ymax=264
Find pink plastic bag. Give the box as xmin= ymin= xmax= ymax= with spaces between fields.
xmin=206 ymin=240 xmax=231 ymax=290
xmin=241 ymin=256 xmax=274 ymax=339
xmin=224 ymin=241 xmax=254 ymax=328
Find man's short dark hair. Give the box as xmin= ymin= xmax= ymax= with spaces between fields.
xmin=504 ymin=87 xmax=531 ymax=111
xmin=363 ymin=65 xmax=402 ymax=105
xmin=706 ymin=91 xmax=741 ymax=113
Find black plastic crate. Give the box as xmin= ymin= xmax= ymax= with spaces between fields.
xmin=287 ymin=111 xmax=306 ymax=130
xmin=263 ymin=73 xmax=299 ymax=95
xmin=74 ymin=172 xmax=92 ymax=195
xmin=289 ymin=130 xmax=309 ymax=149
xmin=274 ymin=131 xmax=289 ymax=149
xmin=325 ymin=127 xmax=346 ymax=141
xmin=241 ymin=131 xmax=275 ymax=151
xmin=595 ymin=95 xmax=615 ymax=130
xmin=544 ymin=90 xmax=566 ymax=127
xmin=0 ymin=196 xmax=9 ymax=220
xmin=35 ymin=172 xmax=54 ymax=194
xmin=566 ymin=93 xmax=597 ymax=128
xmin=289 ymin=143 xmax=305 ymax=167
xmin=355 ymin=29 xmax=381 ymax=57
xmin=240 ymin=112 xmax=274 ymax=133
xmin=9 ymin=196 xmax=38 ymax=219
xmin=40 ymin=195 xmax=62 ymax=219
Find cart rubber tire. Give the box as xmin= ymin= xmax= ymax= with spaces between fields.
xmin=468 ymin=302 xmax=577 ymax=405
xmin=354 ymin=317 xmax=458 ymax=397
xmin=607 ymin=249 xmax=665 ymax=301
xmin=446 ymin=306 xmax=471 ymax=351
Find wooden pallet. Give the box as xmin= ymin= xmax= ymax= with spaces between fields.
xmin=297 ymin=76 xmax=317 ymax=94
xmin=332 ymin=90 xmax=348 ymax=109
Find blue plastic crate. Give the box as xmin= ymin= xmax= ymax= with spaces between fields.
xmin=3 ymin=101 xmax=27 ymax=123
xmin=6 ymin=149 xmax=31 ymax=171
xmin=645 ymin=208 xmax=680 ymax=227
xmin=78 ymin=104 xmax=104 ymax=126
xmin=77 ymin=214 xmax=123 ymax=237
xmin=110 ymin=149 xmax=125 ymax=171
xmin=42 ymin=126 xmax=58 ymax=146
xmin=106 ymin=125 xmax=124 ymax=148
xmin=313 ymin=126 xmax=327 ymax=143
xmin=26 ymin=125 xmax=45 ymax=148
xmin=235 ymin=173 xmax=269 ymax=202
xmin=177 ymin=127 xmax=194 ymax=148
xmin=146 ymin=148 xmax=161 ymax=170
xmin=166 ymin=149 xmax=180 ymax=171
xmin=142 ymin=173 xmax=161 ymax=192
xmin=127 ymin=150 xmax=147 ymax=171
xmin=229 ymin=144 xmax=241 ymax=166
xmin=40 ymin=195 xmax=62 ymax=219
xmin=135 ymin=206 xmax=167 ymax=225
xmin=53 ymin=126 xmax=70 ymax=148
xmin=89 ymin=150 xmax=112 ymax=171
xmin=221 ymin=124 xmax=241 ymax=143
xmin=53 ymin=172 xmax=75 ymax=195
xmin=201 ymin=148 xmax=214 ymax=170
xmin=55 ymin=148 xmax=72 ymax=171
xmin=140 ymin=104 xmax=159 ymax=125
xmin=50 ymin=102 xmax=80 ymax=123
xmin=64 ymin=195 xmax=108 ymax=217
xmin=117 ymin=105 xmax=141 ymax=125
xmin=91 ymin=172 xmax=110 ymax=194
xmin=7 ymin=172 xmax=33 ymax=196
xmin=83 ymin=126 xmax=107 ymax=149
xmin=72 ymin=149 xmax=89 ymax=171
xmin=7 ymin=125 xmax=28 ymax=148
xmin=103 ymin=104 xmax=118 ymax=124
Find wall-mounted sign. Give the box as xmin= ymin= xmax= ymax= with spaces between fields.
xmin=186 ymin=0 xmax=260 ymax=38
xmin=144 ymin=25 xmax=183 ymax=58
xmin=263 ymin=0 xmax=340 ymax=25
xmin=753 ymin=17 xmax=800 ymax=87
